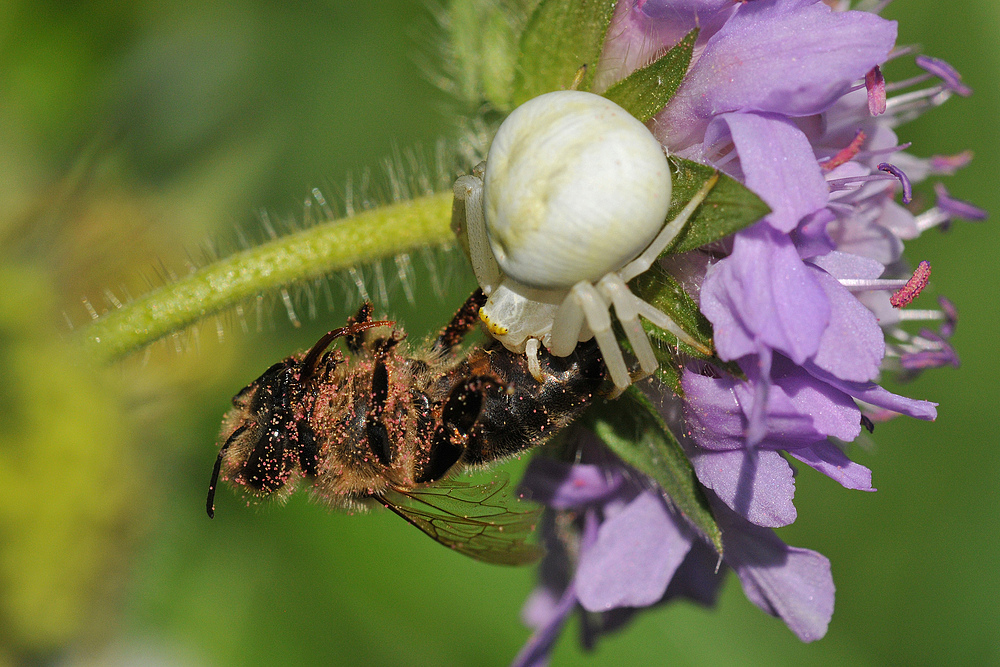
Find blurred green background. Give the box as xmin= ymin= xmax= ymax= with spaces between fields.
xmin=1 ymin=1 xmax=997 ymax=665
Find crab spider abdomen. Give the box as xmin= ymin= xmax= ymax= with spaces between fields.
xmin=483 ymin=90 xmax=672 ymax=289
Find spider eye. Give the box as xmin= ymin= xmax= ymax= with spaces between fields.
xmin=482 ymin=90 xmax=672 ymax=288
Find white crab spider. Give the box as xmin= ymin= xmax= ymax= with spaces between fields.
xmin=454 ymin=90 xmax=716 ymax=390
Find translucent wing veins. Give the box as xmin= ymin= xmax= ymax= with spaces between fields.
xmin=377 ymin=473 xmax=544 ymax=566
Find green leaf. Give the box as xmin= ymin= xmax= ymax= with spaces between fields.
xmin=582 ymin=386 xmax=722 ymax=554
xmin=631 ymin=264 xmax=714 ymax=363
xmin=513 ymin=0 xmax=618 ymax=104
xmin=653 ymin=363 xmax=683 ymax=395
xmin=602 ymin=28 xmax=697 ymax=122
xmin=663 ymin=157 xmax=770 ymax=255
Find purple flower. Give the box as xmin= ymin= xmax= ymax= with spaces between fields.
xmin=515 ymin=451 xmax=835 ymax=665
xmin=511 ymin=0 xmax=982 ymax=662
xmin=652 ymin=0 xmax=897 ymax=151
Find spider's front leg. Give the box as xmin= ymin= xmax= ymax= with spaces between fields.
xmin=597 ymin=274 xmax=659 ymax=377
xmin=550 ymin=282 xmax=632 ymax=390
xmin=453 ymin=165 xmax=500 ymax=296
xmin=606 ymin=171 xmax=721 ymax=360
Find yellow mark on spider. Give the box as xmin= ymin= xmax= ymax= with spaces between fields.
xmin=479 ymin=309 xmax=508 ymax=336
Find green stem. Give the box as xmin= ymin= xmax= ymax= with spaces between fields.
xmin=80 ymin=191 xmax=454 ymax=362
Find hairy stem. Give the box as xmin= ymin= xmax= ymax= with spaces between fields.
xmin=80 ymin=192 xmax=454 ymax=362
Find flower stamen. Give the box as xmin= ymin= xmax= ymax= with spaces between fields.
xmin=929 ymin=151 xmax=973 ymax=175
xmin=912 ymin=184 xmax=988 ymax=233
xmin=856 ymin=141 xmax=911 ymax=161
xmin=915 ymin=55 xmax=973 ymax=96
xmin=826 ymin=172 xmax=901 ymax=193
xmin=933 ymin=183 xmax=989 ymax=222
xmin=898 ymin=329 xmax=960 ymax=369
xmin=820 ymin=130 xmax=866 ymax=171
xmin=866 ymin=65 xmax=886 ymax=115
xmin=889 ymin=260 xmax=931 ymax=308
xmin=877 ymin=162 xmax=913 ymax=203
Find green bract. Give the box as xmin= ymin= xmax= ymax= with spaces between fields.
xmin=581 ymin=387 xmax=723 ymax=554
xmin=603 ymin=28 xmax=698 ymax=123
xmin=513 ymin=0 xmax=618 ymax=103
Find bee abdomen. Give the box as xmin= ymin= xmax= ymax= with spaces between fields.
xmin=464 ymin=339 xmax=605 ymax=464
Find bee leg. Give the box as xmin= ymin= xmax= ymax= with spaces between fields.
xmin=433 ymin=289 xmax=488 ymax=354
xmin=364 ymin=358 xmax=394 ymax=466
xmin=345 ymin=303 xmax=374 ymax=353
xmin=415 ymin=376 xmax=497 ymax=483
xmin=297 ymin=420 xmax=320 ymax=476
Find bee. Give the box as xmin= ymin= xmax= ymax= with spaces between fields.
xmin=207 ymin=289 xmax=608 ymax=564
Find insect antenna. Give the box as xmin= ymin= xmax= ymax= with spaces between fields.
xmin=207 ymin=424 xmax=248 ymax=518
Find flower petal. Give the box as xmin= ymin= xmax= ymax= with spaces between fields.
xmin=688 ymin=448 xmax=797 ymax=527
xmin=657 ymin=0 xmax=897 ymax=148
xmin=681 ymin=370 xmax=747 ymax=451
xmin=808 ymin=250 xmax=884 ymax=281
xmin=595 ymin=0 xmax=735 ymax=92
xmin=662 ymin=538 xmax=727 ymax=606
xmin=519 ymin=457 xmax=626 ymax=510
xmin=513 ymin=582 xmax=578 ymax=667
xmin=807 ymin=266 xmax=885 ymax=383
xmin=770 ymin=360 xmax=861 ymax=442
xmin=804 ymin=364 xmax=938 ymax=420
xmin=789 ymin=440 xmax=874 ymax=491
xmin=701 ymin=224 xmax=829 ymax=364
xmin=576 ymin=491 xmax=694 ymax=611
xmin=716 ymin=498 xmax=835 ymax=642
xmin=707 ymin=111 xmax=829 ymax=233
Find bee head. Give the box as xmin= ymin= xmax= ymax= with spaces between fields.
xmin=207 ymin=312 xmax=394 ymax=518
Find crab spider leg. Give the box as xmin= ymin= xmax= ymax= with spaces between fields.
xmin=619 ymin=172 xmax=720 ymax=284
xmin=453 ymin=173 xmax=501 ymax=294
xmin=549 ymin=291 xmax=587 ymax=358
xmin=597 ymin=274 xmax=659 ymax=376
xmin=553 ymin=282 xmax=631 ymax=389
xmin=524 ymin=338 xmax=544 ymax=382
xmin=632 ymin=299 xmax=712 ymax=356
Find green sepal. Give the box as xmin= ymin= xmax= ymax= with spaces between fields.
xmin=653 ymin=362 xmax=683 ymax=396
xmin=602 ymin=28 xmax=697 ymax=122
xmin=663 ymin=157 xmax=770 ymax=255
xmin=631 ymin=264 xmax=714 ymax=362
xmin=581 ymin=386 xmax=722 ymax=554
xmin=513 ymin=0 xmax=618 ymax=104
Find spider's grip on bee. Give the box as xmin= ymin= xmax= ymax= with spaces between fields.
xmin=208 ymin=87 xmax=719 ymax=561
xmin=453 ymin=90 xmax=718 ymax=390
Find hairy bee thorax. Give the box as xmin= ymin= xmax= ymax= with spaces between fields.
xmin=308 ymin=326 xmax=465 ymax=502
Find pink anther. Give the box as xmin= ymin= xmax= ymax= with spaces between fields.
xmin=890 ymin=261 xmax=931 ymax=308
xmin=822 ymin=130 xmax=867 ymax=171
xmin=866 ymin=65 xmax=886 ymax=116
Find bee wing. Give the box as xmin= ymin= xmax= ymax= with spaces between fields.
xmin=377 ymin=473 xmax=544 ymax=566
